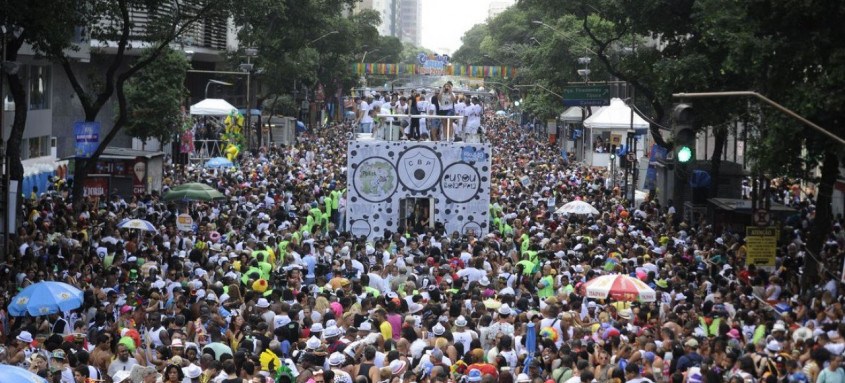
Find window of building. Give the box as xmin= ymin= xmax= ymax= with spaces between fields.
xmin=27 ymin=136 xmax=50 ymax=159
xmin=29 ymin=65 xmax=51 ymax=110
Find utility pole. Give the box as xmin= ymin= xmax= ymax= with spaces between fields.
xmin=0 ymin=26 xmax=8 ymax=260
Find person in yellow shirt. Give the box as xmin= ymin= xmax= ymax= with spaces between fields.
xmin=373 ymin=308 xmax=392 ymax=341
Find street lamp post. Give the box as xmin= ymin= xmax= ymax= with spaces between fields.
xmin=307 ymin=30 xmax=339 ymax=47
xmin=204 ymin=79 xmax=233 ymax=99
xmin=240 ymin=48 xmax=258 ymax=149
xmin=361 ymin=48 xmax=380 ymax=64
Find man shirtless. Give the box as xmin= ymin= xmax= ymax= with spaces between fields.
xmin=89 ymin=333 xmax=114 ymax=373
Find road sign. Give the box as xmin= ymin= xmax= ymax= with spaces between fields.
xmin=746 ymin=226 xmax=777 ymax=270
xmin=753 ymin=208 xmax=770 ymax=226
xmin=563 ymin=85 xmax=611 ymax=107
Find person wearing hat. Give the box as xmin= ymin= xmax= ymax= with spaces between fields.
xmin=329 ymin=352 xmax=353 ymax=383
xmin=324 ymin=325 xmax=346 ymax=354
xmin=676 ymin=338 xmax=703 ymax=372
xmin=8 ymin=330 xmax=37 ymax=367
xmin=51 ymin=349 xmax=74 ymax=383
xmin=453 ymin=316 xmax=477 ymax=355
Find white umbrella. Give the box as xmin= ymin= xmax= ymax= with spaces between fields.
xmin=555 ymin=200 xmax=600 ymax=215
xmin=117 ymin=218 xmax=158 ymax=233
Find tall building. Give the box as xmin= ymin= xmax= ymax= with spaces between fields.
xmin=398 ymin=0 xmax=422 ymax=46
xmin=488 ymin=0 xmax=514 ymax=19
xmin=352 ymin=0 xmax=420 ymax=46
xmin=356 ymin=0 xmax=399 ymax=37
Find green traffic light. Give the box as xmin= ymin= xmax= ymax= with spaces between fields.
xmin=677 ymin=146 xmax=693 ymax=163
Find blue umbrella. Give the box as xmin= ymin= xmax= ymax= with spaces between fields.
xmin=296 ymin=121 xmax=307 ymax=132
xmin=8 ymin=281 xmax=84 ymax=317
xmin=523 ymin=322 xmax=536 ymax=374
xmin=205 ymin=157 xmax=234 ymax=169
xmin=0 ymin=365 xmax=48 ymax=382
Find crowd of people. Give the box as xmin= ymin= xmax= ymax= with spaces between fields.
xmin=352 ymin=82 xmax=485 ymax=142
xmin=0 ymin=102 xmax=844 ymax=383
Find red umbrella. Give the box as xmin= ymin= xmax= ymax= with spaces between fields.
xmin=581 ymin=274 xmax=656 ymax=302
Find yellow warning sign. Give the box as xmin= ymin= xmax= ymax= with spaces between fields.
xmin=746 ymin=227 xmax=777 ymax=270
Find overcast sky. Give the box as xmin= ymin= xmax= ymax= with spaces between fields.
xmin=420 ymin=0 xmax=515 ymax=55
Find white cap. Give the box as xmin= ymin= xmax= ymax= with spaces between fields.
xmin=432 ymin=323 xmax=446 ymax=336
xmin=498 ymin=304 xmax=512 ymax=316
xmin=311 ymin=323 xmax=324 ymax=333
xmin=455 ymin=316 xmax=468 ymax=327
xmin=306 ymin=336 xmax=321 ymax=350
xmin=328 ymin=352 xmax=346 ymax=366
xmin=478 ymin=277 xmax=490 ymax=287
xmin=324 ymin=325 xmax=342 ymax=338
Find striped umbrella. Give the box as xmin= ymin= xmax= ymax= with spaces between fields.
xmin=117 ymin=218 xmax=158 ymax=232
xmin=581 ymin=274 xmax=656 ymax=302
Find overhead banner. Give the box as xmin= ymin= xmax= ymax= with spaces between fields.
xmin=74 ymin=121 xmax=100 ymax=158
xmin=353 ymin=63 xmax=518 ymax=79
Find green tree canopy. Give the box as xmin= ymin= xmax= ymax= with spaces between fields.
xmin=123 ymin=47 xmax=190 ymax=145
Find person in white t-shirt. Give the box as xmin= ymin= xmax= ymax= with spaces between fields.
xmin=463 ymin=96 xmax=483 ymax=141
xmin=356 ymin=96 xmax=373 ymax=133
xmin=454 ymin=97 xmax=466 ymax=139
xmin=417 ymin=91 xmax=431 ymax=138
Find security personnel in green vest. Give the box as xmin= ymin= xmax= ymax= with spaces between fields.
xmin=537 ymin=266 xmax=556 ymax=299
xmin=520 ymin=233 xmax=530 ymax=254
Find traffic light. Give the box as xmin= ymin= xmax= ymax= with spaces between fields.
xmin=672 ymin=103 xmax=695 ymax=164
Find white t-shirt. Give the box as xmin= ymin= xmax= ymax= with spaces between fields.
xmin=360 ymin=101 xmax=373 ymax=123
xmin=440 ymin=92 xmax=455 ymax=111
xmin=465 ymin=104 xmax=483 ymax=133
xmin=418 ymin=99 xmax=431 ymax=133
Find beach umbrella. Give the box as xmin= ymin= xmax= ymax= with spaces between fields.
xmin=117 ymin=218 xmax=158 ymax=232
xmin=8 ymin=281 xmax=84 ymax=317
xmin=164 ymin=183 xmax=225 ymax=201
xmin=581 ymin=274 xmax=656 ymax=302
xmin=205 ymin=157 xmax=234 ymax=169
xmin=555 ymin=200 xmax=600 ymax=215
xmin=203 ymin=342 xmax=233 ymax=360
xmin=0 ymin=365 xmax=49 ymax=382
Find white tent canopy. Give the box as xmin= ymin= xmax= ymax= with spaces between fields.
xmin=190 ymin=98 xmax=237 ymax=116
xmin=560 ymin=106 xmax=585 ymax=122
xmin=583 ymin=98 xmax=649 ymax=130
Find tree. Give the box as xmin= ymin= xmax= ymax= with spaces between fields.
xmin=30 ymin=0 xmax=226 ymax=207
xmin=451 ymin=24 xmax=490 ymax=66
xmin=2 ymin=0 xmax=82 ymax=184
xmin=738 ymin=0 xmax=845 ymax=289
xmin=123 ymin=47 xmax=189 ymax=146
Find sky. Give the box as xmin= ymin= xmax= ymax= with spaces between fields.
xmin=420 ymin=0 xmax=515 ymax=55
